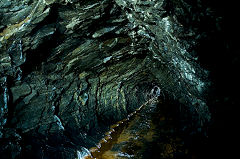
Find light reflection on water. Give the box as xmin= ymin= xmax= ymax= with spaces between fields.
xmin=83 ymin=98 xmax=194 ymax=159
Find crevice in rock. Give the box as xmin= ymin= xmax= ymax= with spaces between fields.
xmin=20 ymin=4 xmax=60 ymax=77
xmin=21 ymin=30 xmax=59 ymax=76
xmin=29 ymin=4 xmax=59 ymax=36
xmin=3 ymin=76 xmax=15 ymax=128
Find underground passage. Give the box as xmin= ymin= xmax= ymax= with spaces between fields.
xmin=0 ymin=0 xmax=239 ymax=159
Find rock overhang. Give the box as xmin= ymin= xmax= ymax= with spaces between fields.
xmin=1 ymin=0 xmax=230 ymax=158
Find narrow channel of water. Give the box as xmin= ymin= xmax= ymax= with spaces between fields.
xmin=84 ymin=98 xmax=197 ymax=159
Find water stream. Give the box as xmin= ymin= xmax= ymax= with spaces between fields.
xmin=82 ymin=96 xmax=196 ymax=159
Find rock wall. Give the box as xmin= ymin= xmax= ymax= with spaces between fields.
xmin=1 ymin=0 xmax=237 ymax=158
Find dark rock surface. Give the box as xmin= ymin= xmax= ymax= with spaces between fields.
xmin=0 ymin=0 xmax=238 ymax=158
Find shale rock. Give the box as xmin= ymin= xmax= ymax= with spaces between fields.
xmin=1 ymin=0 xmax=237 ymax=159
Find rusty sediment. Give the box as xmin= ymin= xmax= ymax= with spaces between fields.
xmin=85 ymin=97 xmax=158 ymax=159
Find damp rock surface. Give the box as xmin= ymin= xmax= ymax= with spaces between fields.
xmin=0 ymin=0 xmax=238 ymax=159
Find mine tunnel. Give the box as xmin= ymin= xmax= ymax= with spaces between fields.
xmin=0 ymin=0 xmax=239 ymax=159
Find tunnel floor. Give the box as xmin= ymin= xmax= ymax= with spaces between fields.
xmin=84 ymin=98 xmax=202 ymax=159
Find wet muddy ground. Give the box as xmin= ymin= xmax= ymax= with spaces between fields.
xmin=85 ymin=98 xmax=201 ymax=159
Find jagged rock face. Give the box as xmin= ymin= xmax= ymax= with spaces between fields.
xmin=1 ymin=0 xmax=236 ymax=158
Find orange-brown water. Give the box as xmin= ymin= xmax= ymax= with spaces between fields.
xmin=84 ymin=98 xmax=194 ymax=159
xmin=84 ymin=98 xmax=157 ymax=159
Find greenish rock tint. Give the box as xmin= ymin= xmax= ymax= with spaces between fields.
xmin=0 ymin=0 xmax=238 ymax=158
xmin=0 ymin=77 xmax=8 ymax=129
